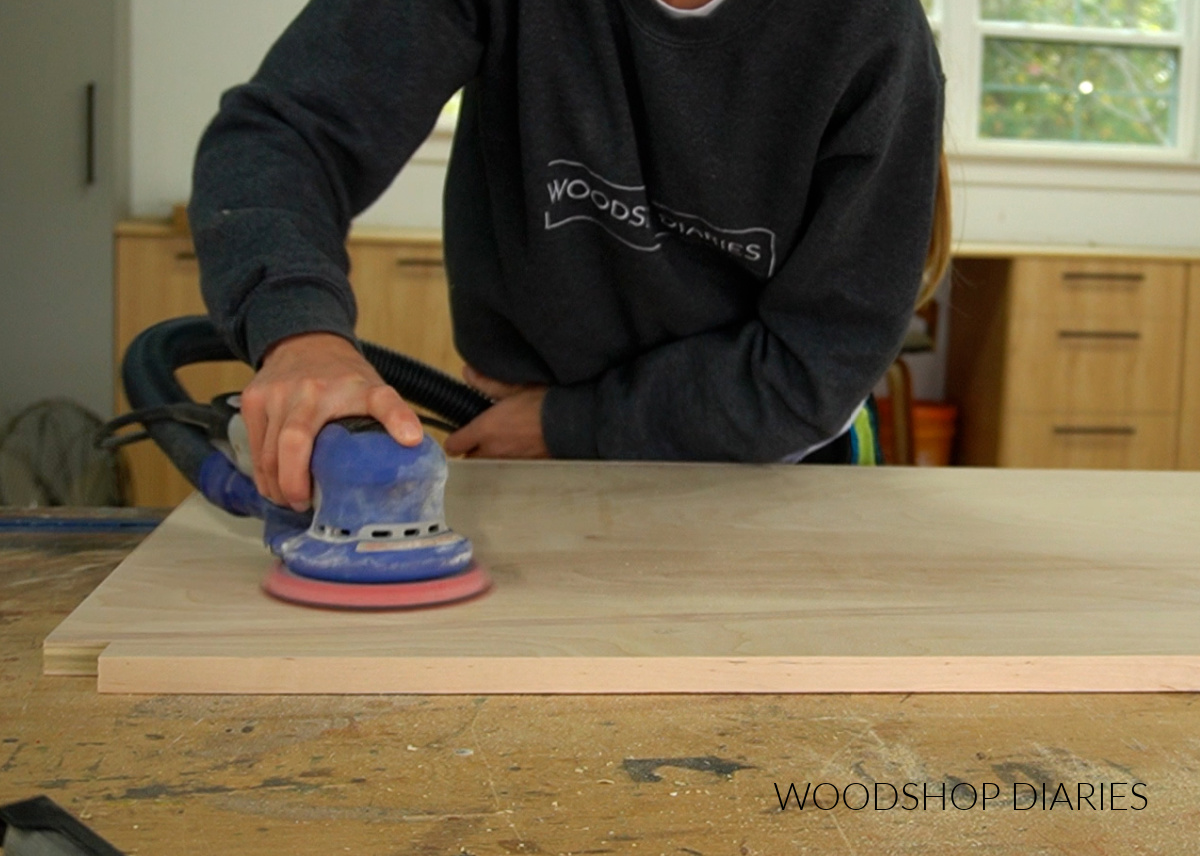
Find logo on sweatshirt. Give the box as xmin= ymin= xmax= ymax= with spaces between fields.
xmin=543 ymin=159 xmax=777 ymax=279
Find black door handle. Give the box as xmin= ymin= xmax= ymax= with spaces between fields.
xmin=85 ymin=82 xmax=96 ymax=186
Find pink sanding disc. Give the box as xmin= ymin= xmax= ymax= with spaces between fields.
xmin=263 ymin=560 xmax=492 ymax=610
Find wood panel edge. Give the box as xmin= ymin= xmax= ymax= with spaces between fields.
xmin=97 ymin=651 xmax=1200 ymax=695
xmin=42 ymin=641 xmax=105 ymax=678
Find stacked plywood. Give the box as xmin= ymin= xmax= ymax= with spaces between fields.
xmin=45 ymin=462 xmax=1200 ymax=694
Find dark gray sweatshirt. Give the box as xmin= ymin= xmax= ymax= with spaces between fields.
xmin=190 ymin=0 xmax=944 ymax=462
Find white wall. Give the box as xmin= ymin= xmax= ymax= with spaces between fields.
xmin=127 ymin=2 xmax=1200 ymax=248
xmin=950 ymin=155 xmax=1200 ymax=251
xmin=128 ymin=0 xmax=446 ymax=229
xmin=128 ymin=0 xmax=299 ymax=219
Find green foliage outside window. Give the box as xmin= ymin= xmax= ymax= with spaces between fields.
xmin=970 ymin=0 xmax=1183 ymax=147
xmin=980 ymin=40 xmax=1179 ymax=144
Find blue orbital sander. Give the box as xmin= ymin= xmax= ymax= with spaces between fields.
xmin=101 ymin=316 xmax=494 ymax=610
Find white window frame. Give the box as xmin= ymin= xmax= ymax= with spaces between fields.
xmin=937 ymin=0 xmax=1200 ymax=165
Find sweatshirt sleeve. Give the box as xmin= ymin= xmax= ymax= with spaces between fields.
xmin=541 ymin=24 xmax=944 ymax=463
xmin=189 ymin=0 xmax=485 ymax=366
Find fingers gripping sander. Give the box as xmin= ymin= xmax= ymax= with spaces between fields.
xmin=105 ymin=316 xmax=493 ymax=610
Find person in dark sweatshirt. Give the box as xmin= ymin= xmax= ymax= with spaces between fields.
xmin=189 ymin=0 xmax=948 ymax=511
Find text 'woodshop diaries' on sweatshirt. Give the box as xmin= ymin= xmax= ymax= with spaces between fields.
xmin=189 ymin=0 xmax=944 ymax=463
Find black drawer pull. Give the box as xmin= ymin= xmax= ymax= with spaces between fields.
xmin=396 ymin=258 xmax=443 ymax=269
xmin=175 ymin=252 xmax=197 ymax=262
xmin=85 ymin=83 xmax=97 ymax=185
xmin=1053 ymin=426 xmax=1137 ymax=437
xmin=1057 ymin=330 xmax=1142 ymax=341
xmin=1061 ymin=272 xmax=1145 ymax=284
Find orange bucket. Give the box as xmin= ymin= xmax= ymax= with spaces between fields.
xmin=874 ymin=399 xmax=958 ymax=466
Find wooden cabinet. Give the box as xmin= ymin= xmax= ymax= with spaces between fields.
xmin=114 ymin=222 xmax=459 ymax=507
xmin=347 ymin=237 xmax=463 ymax=380
xmin=947 ymin=254 xmax=1193 ymax=470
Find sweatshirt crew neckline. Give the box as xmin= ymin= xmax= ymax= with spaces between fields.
xmin=619 ymin=0 xmax=777 ymax=44
xmin=652 ymin=0 xmax=728 ymax=18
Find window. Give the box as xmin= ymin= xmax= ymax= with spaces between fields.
xmin=935 ymin=0 xmax=1199 ymax=160
xmin=922 ymin=0 xmax=943 ymax=40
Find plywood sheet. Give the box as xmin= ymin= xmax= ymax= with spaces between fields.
xmin=44 ymin=461 xmax=1200 ymax=693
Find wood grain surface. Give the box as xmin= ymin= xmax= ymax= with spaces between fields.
xmin=4 ymin=512 xmax=1200 ymax=854
xmin=43 ymin=462 xmax=1200 ymax=694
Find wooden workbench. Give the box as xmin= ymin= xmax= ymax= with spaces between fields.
xmin=3 ymin=508 xmax=1198 ymax=854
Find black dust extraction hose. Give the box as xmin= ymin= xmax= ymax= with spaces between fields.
xmin=360 ymin=340 xmax=492 ymax=430
xmin=118 ymin=315 xmax=493 ymax=488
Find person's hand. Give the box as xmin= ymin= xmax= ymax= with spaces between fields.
xmin=445 ymin=366 xmax=550 ymax=459
xmin=239 ymin=332 xmax=423 ymax=510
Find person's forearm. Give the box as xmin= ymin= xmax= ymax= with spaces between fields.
xmin=540 ymin=316 xmax=894 ymax=463
xmin=190 ymin=0 xmax=484 ymax=364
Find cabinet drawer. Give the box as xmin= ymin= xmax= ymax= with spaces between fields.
xmin=1005 ymin=314 xmax=1184 ymax=414
xmin=1010 ymin=258 xmax=1187 ymax=321
xmin=346 ymin=243 xmax=463 ymax=379
xmin=1001 ymin=414 xmax=1178 ymax=470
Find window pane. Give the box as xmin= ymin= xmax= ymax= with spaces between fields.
xmin=441 ymin=91 xmax=462 ymax=125
xmin=980 ymin=39 xmax=1179 ymax=145
xmin=980 ymin=0 xmax=1179 ymax=31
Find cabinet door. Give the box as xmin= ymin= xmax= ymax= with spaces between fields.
xmin=347 ymin=241 xmax=464 ymax=379
xmin=0 ymin=0 xmax=121 ymax=418
xmin=115 ymin=234 xmax=252 ymax=507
